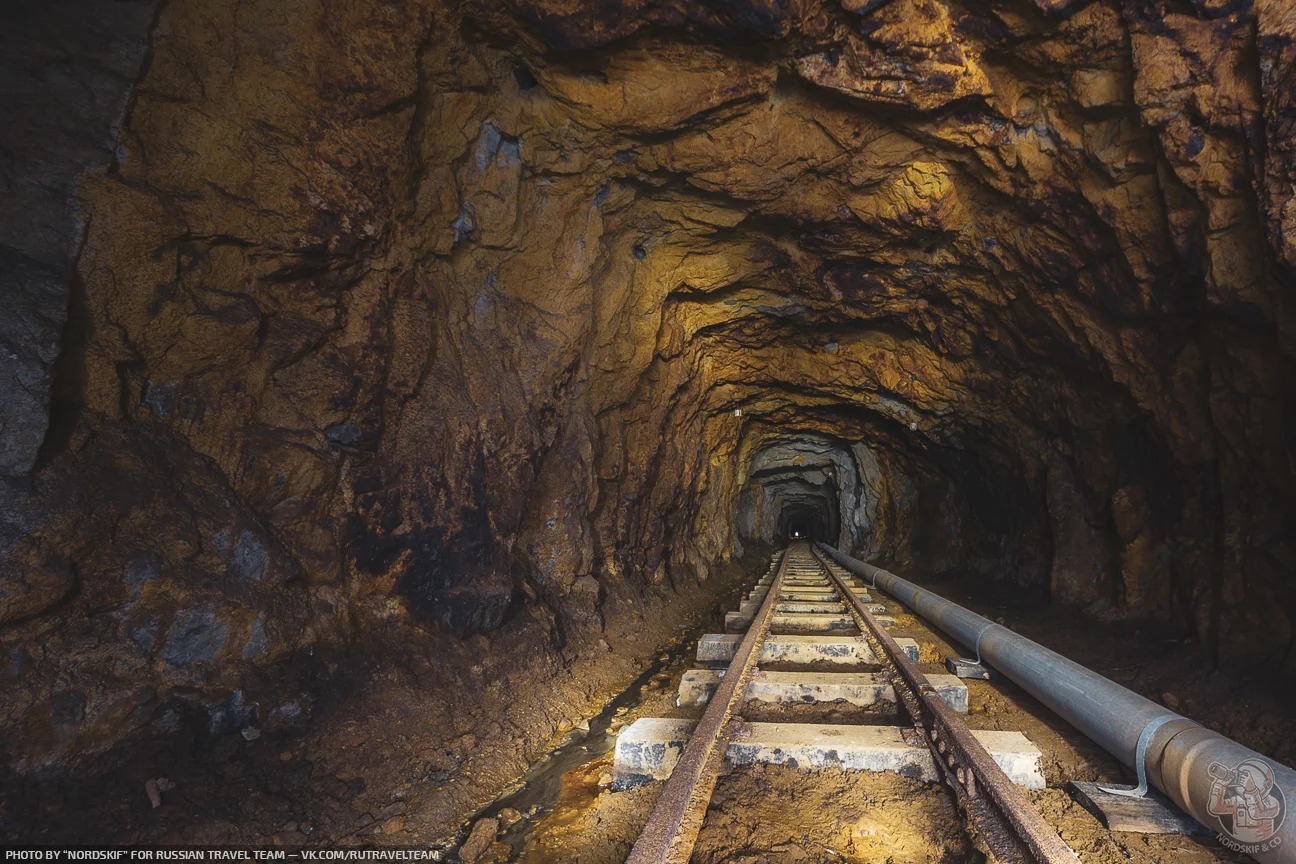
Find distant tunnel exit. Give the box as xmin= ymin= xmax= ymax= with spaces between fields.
xmin=776 ymin=502 xmax=837 ymax=545
xmin=735 ymin=434 xmax=877 ymax=552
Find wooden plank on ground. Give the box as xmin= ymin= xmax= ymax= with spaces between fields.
xmin=1067 ymin=781 xmax=1211 ymax=835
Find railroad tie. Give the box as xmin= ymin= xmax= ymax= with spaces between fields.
xmin=620 ymin=541 xmax=1076 ymax=864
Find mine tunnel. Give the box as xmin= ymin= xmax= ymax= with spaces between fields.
xmin=2 ymin=0 xmax=1296 ymax=861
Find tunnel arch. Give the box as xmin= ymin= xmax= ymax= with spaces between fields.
xmin=1 ymin=0 xmax=1293 ymax=834
xmin=734 ymin=432 xmax=881 ymax=553
xmin=777 ymin=501 xmax=833 ymax=543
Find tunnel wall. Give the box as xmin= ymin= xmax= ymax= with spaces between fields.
xmin=1 ymin=0 xmax=1295 ymax=837
xmin=736 ymin=434 xmax=858 ymax=550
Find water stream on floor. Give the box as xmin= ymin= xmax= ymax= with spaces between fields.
xmin=478 ymin=638 xmax=695 ymax=856
xmin=443 ymin=577 xmax=748 ymax=861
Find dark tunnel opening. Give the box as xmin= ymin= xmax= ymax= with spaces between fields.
xmin=736 ymin=433 xmax=864 ymax=554
xmin=776 ymin=503 xmax=835 ymax=544
xmin=4 ymin=0 xmax=1296 ymax=853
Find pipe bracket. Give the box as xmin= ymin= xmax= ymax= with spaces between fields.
xmin=1097 ymin=714 xmax=1187 ymax=799
xmin=957 ymin=621 xmax=997 ymax=667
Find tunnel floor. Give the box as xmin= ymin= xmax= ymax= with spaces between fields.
xmin=5 ymin=553 xmax=1292 ymax=862
xmin=5 ymin=4 xmax=1295 ymax=859
xmin=503 ymin=556 xmax=1283 ymax=864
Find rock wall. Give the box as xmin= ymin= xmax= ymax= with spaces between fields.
xmin=0 ymin=0 xmax=158 ymax=476
xmin=2 ymin=0 xmax=1295 ymax=835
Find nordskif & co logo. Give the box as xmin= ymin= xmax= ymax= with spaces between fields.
xmin=1208 ymin=758 xmax=1286 ymax=854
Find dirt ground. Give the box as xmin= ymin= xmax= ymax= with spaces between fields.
xmin=0 ymin=565 xmax=752 ymax=849
xmin=8 ymin=554 xmax=1291 ymax=863
xmin=474 ymin=565 xmax=1290 ymax=864
xmin=518 ymin=760 xmax=969 ymax=864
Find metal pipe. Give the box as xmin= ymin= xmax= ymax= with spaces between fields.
xmin=817 ymin=542 xmax=1296 ymax=863
xmin=818 ymin=552 xmax=1082 ymax=863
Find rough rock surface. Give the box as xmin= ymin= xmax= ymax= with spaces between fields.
xmin=1 ymin=0 xmax=1295 ymax=843
xmin=0 ymin=0 xmax=158 ymax=474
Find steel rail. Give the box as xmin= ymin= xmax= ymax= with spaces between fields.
xmin=817 ymin=542 xmax=1296 ymax=864
xmin=811 ymin=548 xmax=1082 ymax=864
xmin=625 ymin=546 xmax=792 ymax=864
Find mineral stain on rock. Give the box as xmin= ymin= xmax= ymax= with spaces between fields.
xmin=228 ymin=531 xmax=266 ymax=583
xmin=161 ymin=605 xmax=229 ymax=668
xmin=0 ymin=0 xmax=1294 ymax=853
xmin=242 ymin=615 xmax=267 ymax=660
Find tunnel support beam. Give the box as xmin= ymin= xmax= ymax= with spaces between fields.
xmin=817 ymin=543 xmax=1296 ymax=863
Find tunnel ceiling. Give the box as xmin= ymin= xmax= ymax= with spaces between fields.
xmin=2 ymin=0 xmax=1295 ymax=775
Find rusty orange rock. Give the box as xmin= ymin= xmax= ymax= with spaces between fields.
xmin=1 ymin=0 xmax=1295 ymax=844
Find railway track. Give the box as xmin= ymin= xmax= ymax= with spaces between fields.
xmin=617 ymin=541 xmax=1081 ymax=864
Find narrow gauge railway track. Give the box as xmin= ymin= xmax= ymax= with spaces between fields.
xmin=622 ymin=541 xmax=1081 ymax=864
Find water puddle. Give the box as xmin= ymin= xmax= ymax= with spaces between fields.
xmin=445 ymin=581 xmax=746 ymax=860
xmin=439 ymin=637 xmax=694 ymax=859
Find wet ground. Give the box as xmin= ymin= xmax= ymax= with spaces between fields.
xmin=449 ymin=560 xmax=1290 ymax=864
xmin=0 ymin=567 xmax=752 ymax=850
xmin=6 ymin=553 xmax=1291 ymax=863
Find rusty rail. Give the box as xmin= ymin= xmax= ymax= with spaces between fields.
xmin=812 ymin=548 xmax=1082 ymax=864
xmin=817 ymin=542 xmax=1296 ymax=864
xmin=625 ymin=547 xmax=791 ymax=864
